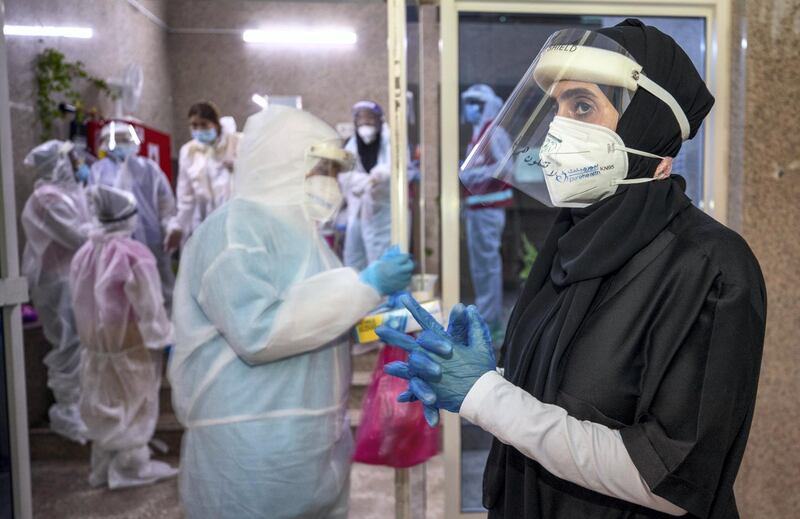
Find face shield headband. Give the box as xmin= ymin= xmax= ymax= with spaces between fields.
xmin=459 ymin=29 xmax=690 ymax=208
xmin=105 ymin=121 xmax=142 ymax=151
xmin=532 ymin=40 xmax=690 ymax=140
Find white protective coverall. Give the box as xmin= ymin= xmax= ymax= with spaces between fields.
xmin=338 ymin=122 xmax=392 ymax=269
xmin=21 ymin=140 xmax=92 ymax=443
xmin=90 ymin=154 xmax=176 ymax=310
xmin=169 ymin=106 xmax=382 ymax=519
xmin=168 ymin=116 xmax=241 ymax=242
xmin=70 ymin=184 xmax=178 ymax=489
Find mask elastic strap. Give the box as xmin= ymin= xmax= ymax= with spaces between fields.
xmin=635 ymin=72 xmax=691 ymax=141
xmin=611 ymin=147 xmax=674 ymax=186
xmin=613 ymin=143 xmax=663 ymax=161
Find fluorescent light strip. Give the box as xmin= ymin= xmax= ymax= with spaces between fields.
xmin=243 ymin=28 xmax=356 ymax=46
xmin=4 ymin=25 xmax=93 ymax=39
xmin=128 ymin=124 xmax=141 ymax=146
xmin=251 ymin=94 xmax=268 ymax=109
xmin=108 ymin=122 xmax=117 ymax=150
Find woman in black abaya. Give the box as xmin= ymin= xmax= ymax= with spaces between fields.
xmin=379 ymin=19 xmax=766 ymax=519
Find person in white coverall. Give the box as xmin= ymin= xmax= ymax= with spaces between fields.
xmin=460 ymin=84 xmax=512 ymax=331
xmin=89 ymin=121 xmax=177 ymax=310
xmin=338 ymin=100 xmax=392 ymax=269
xmin=21 ymin=140 xmax=92 ymax=444
xmin=168 ymin=105 xmax=413 ymax=519
xmin=164 ymin=101 xmax=241 ymax=252
xmin=70 ymin=184 xmax=178 ymax=489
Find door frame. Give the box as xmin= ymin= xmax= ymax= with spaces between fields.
xmin=439 ymin=1 xmax=731 ymax=517
xmin=0 ymin=1 xmax=33 ymax=517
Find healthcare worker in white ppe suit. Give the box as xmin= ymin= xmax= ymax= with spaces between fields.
xmin=21 ymin=140 xmax=92 ymax=444
xmin=460 ymin=84 xmax=512 ymax=334
xmin=169 ymin=105 xmax=414 ymax=519
xmin=164 ymin=101 xmax=241 ymax=252
xmin=90 ymin=122 xmax=177 ymax=310
xmin=70 ymin=184 xmax=178 ymax=489
xmin=338 ymin=100 xmax=393 ymax=269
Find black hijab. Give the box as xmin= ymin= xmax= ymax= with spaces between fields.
xmin=356 ymin=125 xmax=382 ymax=172
xmin=485 ymin=17 xmax=715 ymax=511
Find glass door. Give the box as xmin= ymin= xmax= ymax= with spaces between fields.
xmin=439 ymin=1 xmax=730 ymax=517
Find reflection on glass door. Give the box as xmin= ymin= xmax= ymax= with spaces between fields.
xmin=456 ymin=12 xmax=707 ymax=513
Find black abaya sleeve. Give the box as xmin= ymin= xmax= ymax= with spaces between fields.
xmin=620 ymin=275 xmax=766 ymax=518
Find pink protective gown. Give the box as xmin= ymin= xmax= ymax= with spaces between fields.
xmin=70 ymin=199 xmax=178 ymax=489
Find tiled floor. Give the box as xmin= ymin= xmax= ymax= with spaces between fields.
xmin=32 ymin=458 xmax=182 ymax=519
xmin=31 ymin=456 xmax=445 ymax=519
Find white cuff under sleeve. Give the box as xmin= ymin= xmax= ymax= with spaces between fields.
xmin=459 ymin=371 xmax=687 ymax=516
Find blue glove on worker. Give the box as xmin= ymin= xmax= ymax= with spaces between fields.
xmin=377 ymin=294 xmax=496 ymax=427
xmin=359 ymin=246 xmax=415 ymax=296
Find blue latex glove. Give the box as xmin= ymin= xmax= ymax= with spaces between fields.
xmin=378 ymin=300 xmax=468 ymax=426
xmin=359 ymin=245 xmax=414 ymax=296
xmin=378 ymin=294 xmax=496 ymax=427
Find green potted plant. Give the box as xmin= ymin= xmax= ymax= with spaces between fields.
xmin=34 ymin=48 xmax=116 ymax=139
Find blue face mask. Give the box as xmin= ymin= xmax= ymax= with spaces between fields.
xmin=75 ymin=164 xmax=90 ymax=183
xmin=109 ymin=143 xmax=139 ymax=161
xmin=192 ymin=128 xmax=218 ymax=145
xmin=463 ymin=103 xmax=483 ymax=125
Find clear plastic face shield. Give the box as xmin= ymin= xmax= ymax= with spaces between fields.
xmin=103 ymin=121 xmax=142 ymax=151
xmin=460 ymin=28 xmax=689 ymax=208
xmin=303 ymin=140 xmax=354 ymax=222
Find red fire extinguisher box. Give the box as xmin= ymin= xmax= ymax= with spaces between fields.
xmin=87 ymin=119 xmax=174 ymax=184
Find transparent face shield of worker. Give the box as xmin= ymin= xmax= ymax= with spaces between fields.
xmin=303 ymin=140 xmax=354 ymax=222
xmin=460 ymin=29 xmax=683 ymax=208
xmin=104 ymin=121 xmax=142 ymax=161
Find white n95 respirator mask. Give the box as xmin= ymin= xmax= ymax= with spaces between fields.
xmin=357 ymin=125 xmax=378 ymax=144
xmin=304 ymin=175 xmax=344 ymax=222
xmin=539 ymin=116 xmax=668 ymax=208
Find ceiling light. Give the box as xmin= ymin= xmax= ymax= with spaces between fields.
xmin=4 ymin=25 xmax=93 ymax=39
xmin=242 ymin=28 xmax=356 ymax=46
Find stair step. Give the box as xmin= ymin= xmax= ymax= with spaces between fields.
xmin=29 ymin=413 xmax=181 ymax=461
xmin=32 ymin=407 xmax=364 ymax=461
xmin=31 ymin=350 xmax=373 ymax=461
xmin=152 ymin=414 xmax=184 ymax=456
xmin=352 ymin=371 xmax=372 ymax=386
xmin=29 ymin=427 xmax=90 ymax=461
xmin=350 ymin=409 xmax=362 ymax=428
xmin=351 ymin=349 xmax=380 ymax=373
xmin=159 ymin=381 xmax=173 ymax=416
xmin=349 ymin=371 xmax=372 ymax=412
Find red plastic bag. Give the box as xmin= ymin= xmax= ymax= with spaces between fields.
xmin=353 ymin=345 xmax=440 ymax=468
